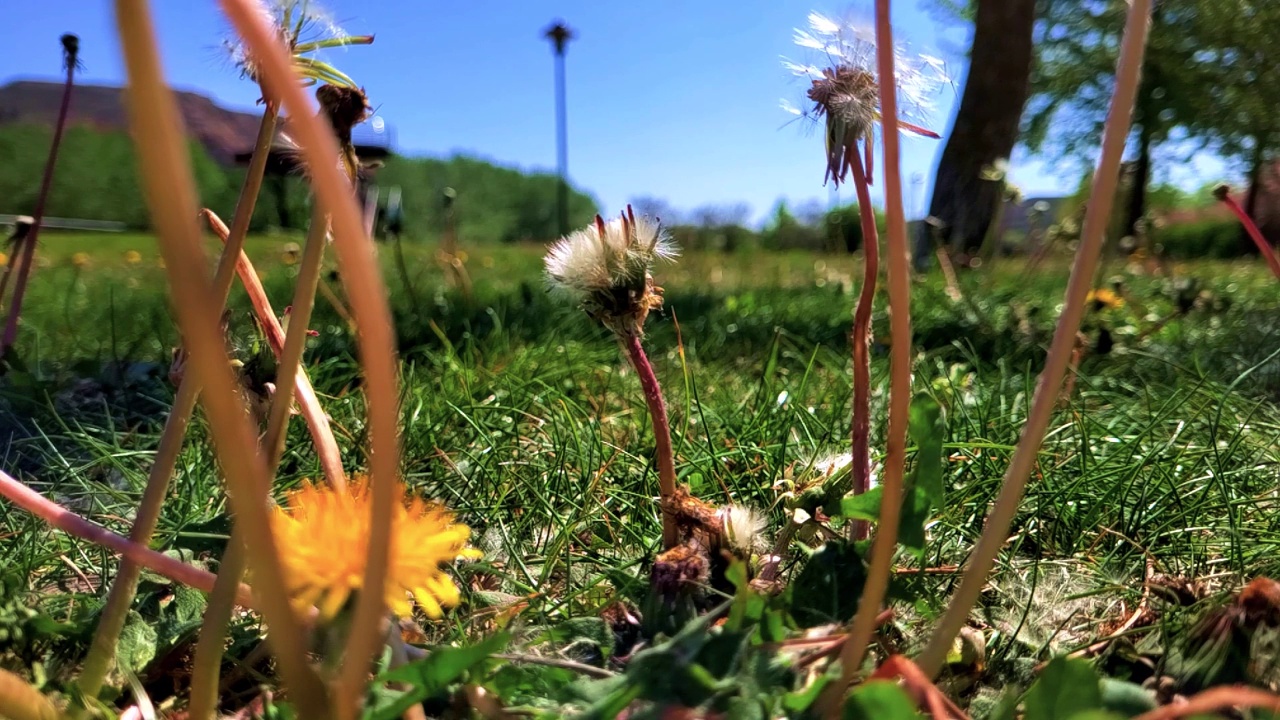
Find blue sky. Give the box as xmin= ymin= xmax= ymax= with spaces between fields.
xmin=2 ymin=1 xmax=1231 ymax=226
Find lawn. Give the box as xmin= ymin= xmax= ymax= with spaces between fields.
xmin=4 ymin=231 xmax=1280 ymax=714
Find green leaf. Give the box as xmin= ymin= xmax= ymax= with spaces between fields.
xmin=907 ymin=393 xmax=945 ymax=508
xmin=843 ymin=680 xmax=921 ymax=719
xmin=368 ymin=632 xmax=509 ymax=720
xmin=896 ymin=486 xmax=932 ymax=551
xmin=839 ymin=487 xmax=884 ymax=521
xmin=790 ymin=540 xmax=867 ymax=628
xmin=116 ymin=611 xmax=159 ymax=678
xmin=540 ymin=617 xmax=614 ymax=661
xmin=1098 ymin=678 xmax=1157 ymax=716
xmin=1023 ymin=657 xmax=1103 ymax=720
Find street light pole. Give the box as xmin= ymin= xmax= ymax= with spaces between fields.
xmin=544 ymin=20 xmax=574 ymax=238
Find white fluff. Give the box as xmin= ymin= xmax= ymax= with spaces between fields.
xmin=718 ymin=504 xmax=769 ymax=555
xmin=544 ymin=213 xmax=677 ymax=299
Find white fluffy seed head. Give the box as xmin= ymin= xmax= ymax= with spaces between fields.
xmin=544 ymin=207 xmax=678 ymax=335
xmin=545 ymin=209 xmax=677 ymax=298
xmin=717 ymin=504 xmax=769 ymax=556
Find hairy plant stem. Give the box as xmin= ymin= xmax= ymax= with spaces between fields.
xmin=917 ymin=0 xmax=1153 ymax=678
xmin=190 ymin=205 xmax=331 ymax=720
xmin=220 ymin=4 xmax=405 ymax=716
xmin=115 ymin=2 xmax=329 ymax=716
xmin=848 ymin=148 xmax=881 ymax=543
xmin=622 ymin=332 xmax=680 ymax=549
xmin=0 ymin=469 xmax=252 ymax=605
xmin=1 ymin=41 xmax=77 ymax=353
xmin=831 ymin=1 xmax=916 ymax=704
xmin=72 ymin=106 xmax=280 ymax=710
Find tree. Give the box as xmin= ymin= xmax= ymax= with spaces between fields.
xmin=917 ymin=0 xmax=1037 ymax=266
xmin=1184 ymin=0 xmax=1280 ymax=246
xmin=1022 ymin=0 xmax=1211 ymax=247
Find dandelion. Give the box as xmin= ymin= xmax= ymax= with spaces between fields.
xmin=1085 ymin=288 xmax=1124 ymax=312
xmin=0 ymin=253 xmax=7 ymax=267
xmin=281 ymin=241 xmax=301 ymax=265
xmin=545 ymin=206 xmax=677 ymax=337
xmin=123 ymin=250 xmax=142 ymax=264
xmin=71 ymin=252 xmax=90 ymax=269
xmin=545 ymin=206 xmax=682 ymax=547
xmin=269 ymin=476 xmax=481 ymax=620
xmin=782 ymin=11 xmax=947 ymax=187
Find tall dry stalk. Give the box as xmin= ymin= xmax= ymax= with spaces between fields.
xmin=114 ymin=2 xmax=330 ymax=716
xmin=848 ymin=158 xmax=879 ymax=543
xmin=916 ymin=0 xmax=1153 ymax=678
xmin=72 ymin=102 xmax=282 ymax=711
xmin=218 ymin=2 xmax=404 ymax=716
xmin=830 ymin=0 xmax=917 ymax=702
xmin=1 ymin=34 xmax=78 ymax=354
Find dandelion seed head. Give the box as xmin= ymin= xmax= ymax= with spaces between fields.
xmin=545 ymin=206 xmax=677 ymax=336
xmin=782 ymin=10 xmax=950 ymax=186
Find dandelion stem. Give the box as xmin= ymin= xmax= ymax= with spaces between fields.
xmin=1 ymin=35 xmax=77 ymax=354
xmin=848 ymin=149 xmax=880 ymax=543
xmin=832 ymin=0 xmax=916 ymax=703
xmin=917 ymin=0 xmax=1153 ymax=679
xmin=114 ymin=1 xmax=329 ymax=714
xmin=622 ymin=332 xmax=680 ymax=549
xmin=217 ymin=3 xmax=404 ymax=716
xmin=190 ymin=205 xmax=333 ymax=719
xmin=1215 ymin=188 xmax=1280 ymax=280
xmin=74 ymin=105 xmax=280 ymax=709
xmin=0 ymin=469 xmax=252 ymax=605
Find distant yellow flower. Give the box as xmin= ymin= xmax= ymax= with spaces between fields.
xmin=0 ymin=253 xmax=7 ymax=267
xmin=124 ymin=250 xmax=142 ymax=264
xmin=71 ymin=252 xmax=90 ymax=268
xmin=270 ymin=476 xmax=481 ymax=620
xmin=281 ymin=242 xmax=302 ymax=266
xmin=1086 ymin=288 xmax=1123 ymax=311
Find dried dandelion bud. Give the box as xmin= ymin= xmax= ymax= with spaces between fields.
xmin=544 ymin=205 xmax=677 ymax=337
xmin=316 ymin=83 xmax=371 ymax=144
xmin=651 ymin=542 xmax=710 ymax=599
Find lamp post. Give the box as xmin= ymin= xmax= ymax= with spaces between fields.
xmin=544 ymin=20 xmax=574 ymax=238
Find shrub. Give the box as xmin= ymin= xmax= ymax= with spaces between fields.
xmin=1156 ymin=219 xmax=1243 ymax=259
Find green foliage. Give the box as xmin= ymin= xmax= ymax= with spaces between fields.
xmin=0 ymin=124 xmax=598 ymax=241
xmin=369 ymin=632 xmax=510 ymax=719
xmin=1156 ymin=219 xmax=1242 ymax=259
xmin=842 ymin=681 xmax=921 ymax=719
xmin=789 ymin=540 xmax=867 ymax=628
xmin=375 ymin=153 xmax=598 ymax=243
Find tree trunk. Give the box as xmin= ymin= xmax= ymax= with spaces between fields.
xmin=914 ymin=0 xmax=1037 ymax=270
xmin=1122 ymin=125 xmax=1152 ymax=243
xmin=1242 ymin=139 xmax=1267 ymax=255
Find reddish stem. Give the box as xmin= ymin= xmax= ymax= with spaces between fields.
xmin=848 ymin=149 xmax=880 ymax=542
xmin=0 ymin=469 xmax=254 ymax=607
xmin=2 ymin=45 xmax=77 ymax=352
xmin=622 ymin=332 xmax=679 ymax=549
xmin=1217 ymin=191 xmax=1280 ymax=280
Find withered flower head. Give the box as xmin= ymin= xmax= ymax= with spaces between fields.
xmin=316 ymin=83 xmax=371 ymax=143
xmin=545 ymin=205 xmax=677 ymax=337
xmin=781 ymin=12 xmax=947 ymax=187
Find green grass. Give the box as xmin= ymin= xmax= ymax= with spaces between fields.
xmin=5 ymin=232 xmax=1280 ymax=713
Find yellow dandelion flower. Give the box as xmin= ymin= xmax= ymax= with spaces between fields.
xmin=0 ymin=253 xmax=7 ymax=267
xmin=1085 ymin=288 xmax=1124 ymax=311
xmin=270 ymin=476 xmax=481 ymax=621
xmin=71 ymin=252 xmax=91 ymax=268
xmin=124 ymin=250 xmax=142 ymax=264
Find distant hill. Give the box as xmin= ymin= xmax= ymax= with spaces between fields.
xmin=0 ymin=79 xmax=263 ymax=163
